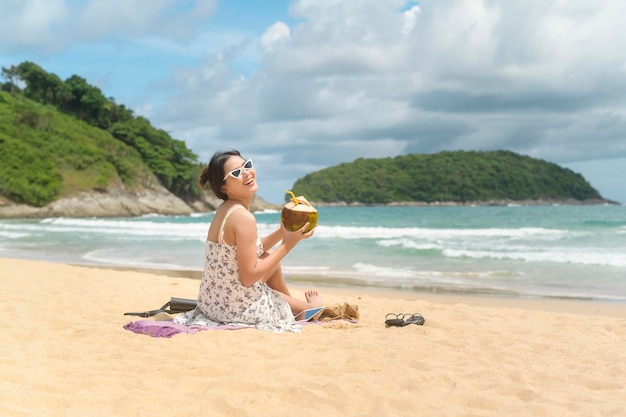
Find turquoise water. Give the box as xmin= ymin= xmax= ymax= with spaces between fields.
xmin=1 ymin=205 xmax=625 ymax=302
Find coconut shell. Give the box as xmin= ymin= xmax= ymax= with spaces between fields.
xmin=281 ymin=196 xmax=318 ymax=232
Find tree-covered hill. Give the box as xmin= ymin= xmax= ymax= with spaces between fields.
xmin=290 ymin=151 xmax=605 ymax=204
xmin=0 ymin=62 xmax=203 ymax=208
xmin=0 ymin=90 xmax=153 ymax=206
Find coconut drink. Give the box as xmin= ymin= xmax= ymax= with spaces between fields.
xmin=281 ymin=190 xmax=318 ymax=233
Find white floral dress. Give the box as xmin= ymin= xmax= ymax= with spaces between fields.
xmin=174 ymin=205 xmax=300 ymax=333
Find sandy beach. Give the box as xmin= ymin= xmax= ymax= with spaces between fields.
xmin=1 ymin=257 xmax=624 ymax=417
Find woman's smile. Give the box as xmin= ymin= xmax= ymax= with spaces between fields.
xmin=243 ymin=173 xmax=255 ymax=186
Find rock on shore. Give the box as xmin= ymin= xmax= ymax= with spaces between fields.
xmin=0 ymin=190 xmax=279 ymax=218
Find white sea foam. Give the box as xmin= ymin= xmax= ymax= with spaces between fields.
xmin=82 ymin=249 xmax=192 ymax=270
xmin=443 ymin=248 xmax=626 ymax=268
xmin=39 ymin=217 xmax=208 ymax=239
xmin=257 ymin=209 xmax=280 ymax=214
xmin=349 ymin=263 xmax=513 ymax=284
xmin=285 ymin=262 xmax=528 ymax=294
xmin=353 ymin=262 xmax=415 ymax=279
xmin=282 ymin=265 xmax=331 ymax=274
xmin=33 ymin=218 xmax=573 ymax=244
xmin=316 ymin=225 xmax=571 ymax=240
xmin=190 ymin=212 xmax=208 ymax=218
xmin=0 ymin=230 xmax=31 ymax=239
xmin=376 ymin=239 xmax=441 ymax=251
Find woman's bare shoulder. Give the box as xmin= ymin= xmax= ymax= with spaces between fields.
xmin=229 ymin=205 xmax=255 ymax=224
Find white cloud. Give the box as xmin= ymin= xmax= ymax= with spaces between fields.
xmin=260 ymin=22 xmax=291 ymax=52
xmin=0 ymin=0 xmax=218 ymax=53
xmin=72 ymin=0 xmax=213 ymax=40
xmin=401 ymin=5 xmax=420 ymax=35
xmin=0 ymin=0 xmax=70 ymax=52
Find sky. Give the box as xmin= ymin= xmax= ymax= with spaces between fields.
xmin=1 ymin=0 xmax=625 ymax=204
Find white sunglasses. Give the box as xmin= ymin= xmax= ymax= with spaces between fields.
xmin=222 ymin=159 xmax=253 ymax=181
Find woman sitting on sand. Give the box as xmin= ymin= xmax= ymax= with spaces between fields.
xmin=175 ymin=150 xmax=322 ymax=332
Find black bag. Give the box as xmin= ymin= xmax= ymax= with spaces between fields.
xmin=124 ymin=297 xmax=197 ymax=317
xmin=169 ymin=297 xmax=198 ymax=313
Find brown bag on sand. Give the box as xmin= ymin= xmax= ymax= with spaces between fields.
xmin=312 ymin=303 xmax=359 ymax=322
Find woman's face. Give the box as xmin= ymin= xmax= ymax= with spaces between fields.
xmin=222 ymin=155 xmax=258 ymax=196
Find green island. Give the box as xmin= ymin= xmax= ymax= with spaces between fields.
xmin=1 ymin=62 xmax=201 ymax=206
xmin=0 ymin=62 xmax=279 ymax=217
xmin=0 ymin=62 xmax=613 ymax=217
xmin=291 ymin=151 xmax=611 ymax=205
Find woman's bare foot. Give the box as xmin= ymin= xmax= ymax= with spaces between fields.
xmin=305 ymin=289 xmax=323 ymax=307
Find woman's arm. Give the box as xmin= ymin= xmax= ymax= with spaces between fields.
xmin=230 ymin=210 xmax=312 ymax=287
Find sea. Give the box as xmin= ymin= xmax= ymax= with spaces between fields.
xmin=1 ymin=204 xmax=625 ymax=303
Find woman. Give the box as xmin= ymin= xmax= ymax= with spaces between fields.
xmin=175 ymin=150 xmax=322 ymax=332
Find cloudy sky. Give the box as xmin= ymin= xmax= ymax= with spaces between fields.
xmin=1 ymin=0 xmax=625 ymax=204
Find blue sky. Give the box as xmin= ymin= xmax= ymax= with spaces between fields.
xmin=1 ymin=0 xmax=625 ymax=204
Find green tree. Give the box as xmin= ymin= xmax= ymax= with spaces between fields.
xmin=13 ymin=61 xmax=63 ymax=105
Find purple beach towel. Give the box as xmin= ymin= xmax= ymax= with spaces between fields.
xmin=123 ymin=320 xmax=255 ymax=338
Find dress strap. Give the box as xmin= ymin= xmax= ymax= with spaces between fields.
xmin=218 ymin=205 xmax=245 ymax=244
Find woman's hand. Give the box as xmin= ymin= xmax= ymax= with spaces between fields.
xmin=281 ymin=222 xmax=315 ymax=251
xmin=234 ymin=212 xmax=314 ymax=287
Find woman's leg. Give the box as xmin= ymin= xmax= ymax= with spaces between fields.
xmin=276 ymin=290 xmax=323 ymax=317
xmin=261 ymin=252 xmax=322 ymax=315
xmin=261 ymin=252 xmax=291 ymax=295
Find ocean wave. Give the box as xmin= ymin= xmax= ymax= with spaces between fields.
xmin=376 ymin=239 xmax=441 ymax=251
xmin=315 ymin=225 xmax=572 ymax=240
xmin=190 ymin=212 xmax=213 ymax=218
xmin=285 ymin=263 xmax=547 ymax=294
xmin=82 ymin=249 xmax=192 ymax=270
xmin=0 ymin=230 xmax=32 ymax=239
xmin=38 ymin=217 xmax=208 ymax=239
xmin=31 ymin=218 xmax=575 ymax=243
xmin=442 ymin=248 xmax=626 ymax=268
xmin=255 ymin=209 xmax=280 ymax=214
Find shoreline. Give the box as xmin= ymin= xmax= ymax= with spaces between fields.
xmin=89 ymin=263 xmax=626 ymax=318
xmin=1 ymin=196 xmax=621 ymax=219
xmin=311 ymin=198 xmax=621 ymax=207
